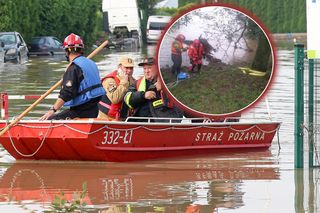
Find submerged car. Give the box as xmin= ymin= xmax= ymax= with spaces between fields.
xmin=28 ymin=36 xmax=64 ymax=56
xmin=0 ymin=41 xmax=4 ymax=63
xmin=0 ymin=32 xmax=29 ymax=63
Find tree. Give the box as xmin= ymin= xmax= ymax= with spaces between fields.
xmin=250 ymin=32 xmax=271 ymax=72
xmin=137 ymin=0 xmax=162 ymax=42
xmin=0 ymin=0 xmax=102 ymax=45
xmin=0 ymin=0 xmax=11 ymax=31
xmin=204 ymin=0 xmax=306 ymax=33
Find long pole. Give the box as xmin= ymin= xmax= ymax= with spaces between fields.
xmin=308 ymin=59 xmax=314 ymax=168
xmin=0 ymin=40 xmax=109 ymax=137
xmin=294 ymin=169 xmax=305 ymax=212
xmin=294 ymin=43 xmax=305 ymax=168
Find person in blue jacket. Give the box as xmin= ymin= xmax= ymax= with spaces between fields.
xmin=40 ymin=33 xmax=105 ymax=120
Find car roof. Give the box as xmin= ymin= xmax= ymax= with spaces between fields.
xmin=0 ymin=32 xmax=18 ymax=35
xmin=31 ymin=36 xmax=59 ymax=39
xmin=148 ymin=16 xmax=171 ymax=22
xmin=32 ymin=36 xmax=56 ymax=38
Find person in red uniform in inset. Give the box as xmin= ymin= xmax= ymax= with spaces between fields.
xmin=188 ymin=39 xmax=205 ymax=73
xmin=171 ymin=34 xmax=187 ymax=76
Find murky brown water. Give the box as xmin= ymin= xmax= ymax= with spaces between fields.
xmin=0 ymin=48 xmax=319 ymax=212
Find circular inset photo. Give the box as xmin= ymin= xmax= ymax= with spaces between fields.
xmin=158 ymin=4 xmax=275 ymax=116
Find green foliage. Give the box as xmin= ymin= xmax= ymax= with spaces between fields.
xmin=46 ymin=182 xmax=88 ymax=213
xmin=0 ymin=0 xmax=11 ymax=30
xmin=178 ymin=0 xmax=306 ymax=33
xmin=175 ymin=3 xmax=198 ymax=17
xmin=179 ymin=0 xmax=200 ymax=6
xmin=0 ymin=0 xmax=103 ymax=46
xmin=155 ymin=7 xmax=178 ymax=16
xmin=137 ymin=0 xmax=162 ymax=42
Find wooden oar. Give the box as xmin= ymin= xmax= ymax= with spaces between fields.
xmin=0 ymin=40 xmax=109 ymax=137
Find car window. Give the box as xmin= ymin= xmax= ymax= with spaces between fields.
xmin=47 ymin=38 xmax=54 ymax=46
xmin=0 ymin=34 xmax=16 ymax=45
xmin=42 ymin=38 xmax=47 ymax=45
xmin=31 ymin=38 xmax=41 ymax=44
xmin=32 ymin=37 xmax=47 ymax=45
xmin=149 ymin=22 xmax=168 ymax=30
xmin=53 ymin=38 xmax=62 ymax=47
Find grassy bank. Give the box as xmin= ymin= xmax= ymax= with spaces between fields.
xmin=274 ymin=40 xmax=307 ymax=50
xmin=273 ymin=33 xmax=307 ymax=50
xmin=161 ymin=63 xmax=271 ymax=114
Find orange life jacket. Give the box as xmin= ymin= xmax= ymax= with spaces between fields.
xmin=171 ymin=40 xmax=184 ymax=55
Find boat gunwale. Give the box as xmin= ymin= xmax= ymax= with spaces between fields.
xmin=0 ymin=118 xmax=281 ymax=127
xmin=95 ymin=143 xmax=271 ymax=151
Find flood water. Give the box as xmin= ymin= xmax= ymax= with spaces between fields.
xmin=0 ymin=47 xmax=319 ymax=212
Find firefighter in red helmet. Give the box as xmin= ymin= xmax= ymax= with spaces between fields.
xmin=40 ymin=33 xmax=105 ymax=120
xmin=188 ymin=39 xmax=205 ymax=73
xmin=171 ymin=33 xmax=187 ymax=76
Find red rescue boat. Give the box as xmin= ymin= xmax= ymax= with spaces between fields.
xmin=0 ymin=117 xmax=280 ymax=162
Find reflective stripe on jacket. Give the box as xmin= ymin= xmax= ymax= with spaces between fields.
xmin=125 ymin=77 xmax=146 ymax=109
xmin=124 ymin=76 xmax=164 ymax=111
xmin=64 ymin=56 xmax=105 ymax=107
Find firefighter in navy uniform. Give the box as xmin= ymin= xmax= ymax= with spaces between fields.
xmin=124 ymin=57 xmax=182 ymax=121
xmin=40 ymin=33 xmax=105 ymax=120
xmin=97 ymin=56 xmax=135 ymax=120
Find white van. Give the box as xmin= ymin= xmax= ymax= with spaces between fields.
xmin=146 ymin=15 xmax=171 ymax=44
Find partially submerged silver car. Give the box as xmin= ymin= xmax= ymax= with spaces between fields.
xmin=0 ymin=32 xmax=28 ymax=63
xmin=0 ymin=41 xmax=4 ymax=63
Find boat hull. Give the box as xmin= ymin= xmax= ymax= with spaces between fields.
xmin=0 ymin=120 xmax=280 ymax=162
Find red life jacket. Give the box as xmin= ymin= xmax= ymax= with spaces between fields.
xmin=98 ymin=70 xmax=123 ymax=119
xmin=188 ymin=43 xmax=204 ymax=64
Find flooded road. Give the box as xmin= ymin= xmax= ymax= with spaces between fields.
xmin=0 ymin=47 xmax=319 ymax=212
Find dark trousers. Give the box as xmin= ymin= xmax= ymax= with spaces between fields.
xmin=191 ymin=63 xmax=202 ymax=72
xmin=48 ymin=97 xmax=101 ymax=120
xmin=171 ymin=54 xmax=182 ymax=76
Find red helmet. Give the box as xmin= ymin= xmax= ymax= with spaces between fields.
xmin=193 ymin=39 xmax=200 ymax=45
xmin=176 ymin=34 xmax=185 ymax=42
xmin=63 ymin=33 xmax=84 ymax=49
